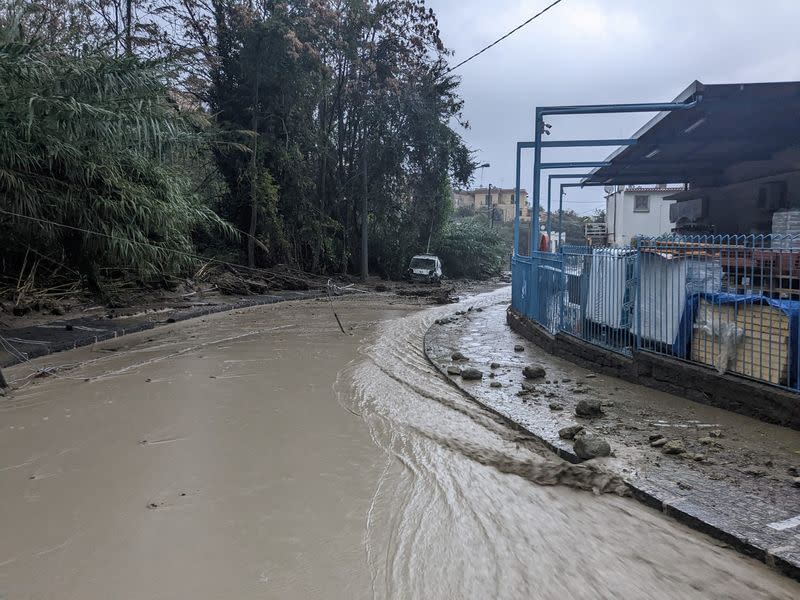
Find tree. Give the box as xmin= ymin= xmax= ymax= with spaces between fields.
xmin=0 ymin=32 xmax=232 ymax=290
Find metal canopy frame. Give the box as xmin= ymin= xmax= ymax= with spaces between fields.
xmin=514 ymin=95 xmax=703 ymax=258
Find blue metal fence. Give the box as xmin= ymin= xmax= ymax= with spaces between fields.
xmin=512 ymin=234 xmax=800 ymax=392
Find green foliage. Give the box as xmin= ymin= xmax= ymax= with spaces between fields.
xmin=0 ymin=35 xmax=233 ymax=288
xmin=434 ymin=219 xmax=506 ymax=280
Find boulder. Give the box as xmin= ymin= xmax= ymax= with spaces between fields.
xmin=446 ymin=366 xmax=462 ymax=376
xmin=490 ymin=381 xmax=502 ymax=388
xmin=558 ymin=424 xmax=584 ymax=440
xmin=574 ymin=435 xmax=611 ymax=460
xmin=451 ymin=351 xmax=468 ymax=362
xmin=575 ymin=399 xmax=603 ymax=418
xmin=661 ymin=440 xmax=685 ymax=455
xmin=522 ymin=365 xmax=546 ymax=379
xmin=460 ymin=368 xmax=483 ymax=381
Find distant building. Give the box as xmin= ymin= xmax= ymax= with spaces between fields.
xmin=604 ymin=185 xmax=684 ymax=246
xmin=453 ymin=188 xmax=531 ymax=222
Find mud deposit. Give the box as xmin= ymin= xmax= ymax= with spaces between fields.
xmin=1 ymin=291 xmax=798 ymax=599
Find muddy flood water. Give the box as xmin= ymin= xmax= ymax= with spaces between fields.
xmin=1 ymin=289 xmax=799 ymax=599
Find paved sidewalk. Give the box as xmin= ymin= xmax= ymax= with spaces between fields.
xmin=424 ymin=299 xmax=800 ymax=580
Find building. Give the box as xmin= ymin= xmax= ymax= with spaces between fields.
xmin=585 ymin=80 xmax=800 ymax=237
xmin=604 ymin=185 xmax=684 ymax=246
xmin=453 ymin=188 xmax=531 ymax=222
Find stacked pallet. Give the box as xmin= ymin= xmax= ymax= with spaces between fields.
xmin=691 ymin=299 xmax=791 ymax=386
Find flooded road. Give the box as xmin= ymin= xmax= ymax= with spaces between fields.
xmin=1 ymin=290 xmax=798 ymax=599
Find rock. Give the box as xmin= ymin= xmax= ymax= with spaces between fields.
xmin=585 ymin=374 xmax=597 ymax=379
xmin=375 ymin=283 xmax=389 ymax=292
xmin=601 ymin=400 xmax=615 ymax=407
xmin=699 ymin=437 xmax=715 ymax=445
xmin=490 ymin=381 xmax=502 ymax=388
xmin=792 ymin=477 xmax=800 ymax=488
xmin=561 ymin=378 xmax=572 ymax=383
xmin=662 ymin=440 xmax=685 ymax=455
xmin=446 ymin=366 xmax=462 ymax=376
xmin=521 ymin=380 xmax=538 ymax=392
xmin=451 ymin=351 xmax=468 ymax=362
xmin=489 ymin=372 xmax=496 ymax=379
xmin=514 ymin=344 xmax=525 ymax=352
xmin=65 ymin=324 xmax=74 ymax=331
xmin=558 ymin=424 xmax=584 ymax=440
xmin=476 ymin=307 xmax=484 ymax=312
xmin=460 ymin=368 xmax=483 ymax=380
xmin=743 ymin=465 xmax=767 ymax=477
xmin=572 ymin=388 xmax=588 ymax=395
xmin=650 ymin=437 xmax=668 ymax=448
xmin=789 ymin=467 xmax=799 ymax=477
xmin=523 ymin=365 xmax=546 ymax=379
xmin=694 ymin=454 xmax=706 ymax=462
xmin=490 ymin=362 xmax=500 ymax=370
xmin=573 ymin=435 xmax=611 ymax=460
xmin=677 ymin=481 xmax=693 ymax=491
xmin=548 ymin=403 xmax=563 ymax=411
xmin=50 ymin=305 xmax=66 ymax=316
xmin=648 ymin=433 xmax=665 ymax=442
xmin=708 ymin=430 xmax=724 ymax=438
xmin=575 ymin=399 xmax=603 ymax=418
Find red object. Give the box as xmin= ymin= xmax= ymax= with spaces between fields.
xmin=539 ymin=232 xmax=550 ymax=252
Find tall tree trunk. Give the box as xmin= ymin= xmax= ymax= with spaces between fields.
xmin=248 ymin=37 xmax=262 ymax=268
xmin=361 ymin=125 xmax=368 ymax=281
xmin=124 ymin=0 xmax=133 ymax=56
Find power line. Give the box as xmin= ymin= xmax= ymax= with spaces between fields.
xmin=445 ymin=0 xmax=566 ymax=74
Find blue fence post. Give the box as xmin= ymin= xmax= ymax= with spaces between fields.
xmin=513 ymin=142 xmax=522 ymax=257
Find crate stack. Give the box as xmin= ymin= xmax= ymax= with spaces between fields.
xmin=771 ymin=210 xmax=800 ymax=249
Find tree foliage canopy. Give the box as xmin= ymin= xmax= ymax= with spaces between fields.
xmin=0 ymin=0 xmax=476 ymax=293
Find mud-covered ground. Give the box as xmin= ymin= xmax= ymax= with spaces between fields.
xmin=1 ymin=291 xmax=798 ymax=599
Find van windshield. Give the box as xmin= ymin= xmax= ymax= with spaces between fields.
xmin=410 ymin=257 xmax=436 ymax=270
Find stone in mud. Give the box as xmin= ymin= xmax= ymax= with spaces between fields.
xmin=573 ymin=435 xmax=611 ymax=460
xmin=476 ymin=307 xmax=483 ymax=312
xmin=490 ymin=362 xmax=500 ymax=370
xmin=522 ymin=365 xmax=546 ymax=379
xmin=521 ymin=380 xmax=538 ymax=391
xmin=548 ymin=403 xmax=563 ymax=411
xmin=650 ymin=437 xmax=668 ymax=448
xmin=561 ymin=378 xmax=572 ymax=383
xmin=792 ymin=477 xmax=800 ymax=488
xmin=446 ymin=366 xmax=462 ymax=376
xmin=743 ymin=465 xmax=767 ymax=477
xmin=558 ymin=424 xmax=584 ymax=440
xmin=451 ymin=351 xmax=468 ymax=362
xmin=490 ymin=381 xmax=502 ymax=388
xmin=489 ymin=372 xmax=496 ymax=379
xmin=708 ymin=429 xmax=724 ymax=438
xmin=648 ymin=433 xmax=665 ymax=442
xmin=514 ymin=344 xmax=525 ymax=352
xmin=460 ymin=368 xmax=483 ymax=380
xmin=575 ymin=399 xmax=603 ymax=418
xmin=661 ymin=440 xmax=685 ymax=455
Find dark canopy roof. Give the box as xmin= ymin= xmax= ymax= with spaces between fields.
xmin=584 ymin=80 xmax=800 ymax=187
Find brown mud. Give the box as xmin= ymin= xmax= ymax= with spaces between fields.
xmin=1 ymin=291 xmax=798 ymax=599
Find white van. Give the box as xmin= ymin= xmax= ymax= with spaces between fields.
xmin=406 ymin=254 xmax=443 ymax=283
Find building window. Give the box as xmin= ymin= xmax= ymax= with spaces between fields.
xmin=634 ymin=195 xmax=650 ymax=212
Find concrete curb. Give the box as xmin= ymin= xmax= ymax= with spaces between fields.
xmin=0 ymin=290 xmax=326 ymax=369
xmin=422 ymin=320 xmax=800 ymax=582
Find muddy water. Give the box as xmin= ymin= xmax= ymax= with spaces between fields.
xmin=1 ymin=292 xmax=798 ymax=599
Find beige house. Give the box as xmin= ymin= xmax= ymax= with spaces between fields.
xmin=453 ymin=188 xmax=531 ymax=222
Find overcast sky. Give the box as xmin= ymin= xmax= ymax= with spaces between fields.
xmin=427 ymin=0 xmax=800 ymax=216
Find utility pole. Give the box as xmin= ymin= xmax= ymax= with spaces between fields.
xmin=486 ymin=183 xmax=494 ymax=228
xmin=361 ymin=126 xmax=368 ymax=282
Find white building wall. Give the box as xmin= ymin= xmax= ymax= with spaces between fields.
xmin=605 ymin=188 xmax=680 ymax=246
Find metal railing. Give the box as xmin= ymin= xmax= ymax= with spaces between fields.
xmin=511 ymin=234 xmax=800 ymax=392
